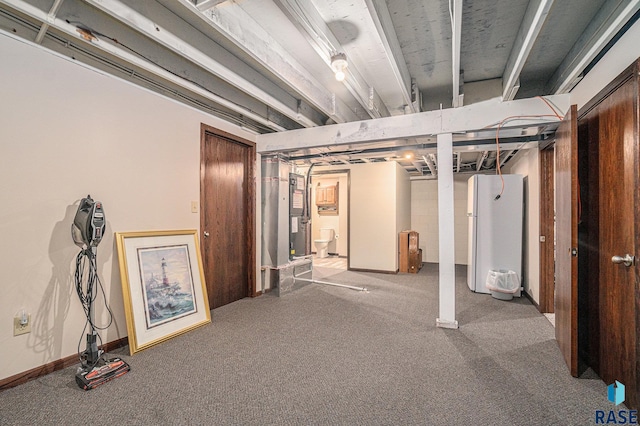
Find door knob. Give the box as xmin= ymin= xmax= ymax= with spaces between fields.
xmin=203 ymin=231 xmax=210 ymax=238
xmin=612 ymin=254 xmax=636 ymax=267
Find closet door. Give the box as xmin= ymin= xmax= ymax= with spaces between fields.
xmin=596 ymin=73 xmax=638 ymax=409
xmin=200 ymin=126 xmax=256 ymax=308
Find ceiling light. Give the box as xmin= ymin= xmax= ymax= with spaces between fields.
xmin=330 ymin=52 xmax=348 ymax=82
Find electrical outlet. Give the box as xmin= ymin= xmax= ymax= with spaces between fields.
xmin=14 ymin=314 xmax=31 ymax=336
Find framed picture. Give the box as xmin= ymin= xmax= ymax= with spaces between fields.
xmin=115 ymin=229 xmax=211 ymax=354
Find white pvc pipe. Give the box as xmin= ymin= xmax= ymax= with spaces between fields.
xmin=294 ymin=276 xmax=367 ymax=292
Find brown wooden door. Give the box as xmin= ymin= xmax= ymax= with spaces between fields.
xmin=555 ymin=104 xmax=579 ymax=377
xmin=596 ymin=76 xmax=638 ymax=408
xmin=200 ymin=126 xmax=255 ymax=309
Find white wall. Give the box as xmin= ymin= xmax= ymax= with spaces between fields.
xmin=311 ymin=174 xmax=348 ymax=256
xmin=571 ymin=19 xmax=640 ymax=109
xmin=504 ymin=150 xmax=540 ymax=303
xmin=0 ymin=34 xmax=256 ymax=381
xmin=410 ymin=175 xmax=469 ymax=264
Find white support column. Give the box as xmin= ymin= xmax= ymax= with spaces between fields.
xmin=451 ymin=0 xmax=463 ymax=107
xmin=436 ymin=133 xmax=458 ymax=329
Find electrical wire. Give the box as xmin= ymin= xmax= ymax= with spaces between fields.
xmin=75 ymin=248 xmax=114 ymax=369
xmin=536 ymin=96 xmax=564 ymax=121
xmin=492 ymin=115 xmax=556 ymax=199
xmin=488 ymin=95 xmax=567 ymax=199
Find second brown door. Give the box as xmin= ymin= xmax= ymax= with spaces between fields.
xmin=200 ymin=126 xmax=255 ymax=309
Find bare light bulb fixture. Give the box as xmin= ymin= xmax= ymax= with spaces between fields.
xmin=330 ymin=52 xmax=348 ymax=82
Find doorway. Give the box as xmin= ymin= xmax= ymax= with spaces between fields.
xmin=200 ymin=124 xmax=256 ymax=309
xmin=310 ymin=171 xmax=349 ymax=270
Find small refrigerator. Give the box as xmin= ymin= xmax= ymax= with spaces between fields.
xmin=467 ymin=174 xmax=523 ymax=294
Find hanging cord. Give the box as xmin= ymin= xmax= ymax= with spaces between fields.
xmin=537 ymin=96 xmax=564 ymax=120
xmin=494 ymin=119 xmax=505 ymax=200
xmin=491 ymin=97 xmax=566 ymax=199
xmin=75 ymin=248 xmax=114 ymax=369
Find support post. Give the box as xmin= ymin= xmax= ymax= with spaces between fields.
xmin=436 ymin=133 xmax=458 ymax=329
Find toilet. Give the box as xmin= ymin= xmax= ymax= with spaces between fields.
xmin=314 ymin=228 xmax=335 ymax=258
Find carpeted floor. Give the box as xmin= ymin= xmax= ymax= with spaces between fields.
xmin=0 ymin=264 xmax=610 ymax=425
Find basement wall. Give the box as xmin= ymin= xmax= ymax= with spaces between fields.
xmin=410 ymin=175 xmax=469 ymax=265
xmin=504 ymin=149 xmax=540 ymax=304
xmin=0 ymin=33 xmax=256 ymax=381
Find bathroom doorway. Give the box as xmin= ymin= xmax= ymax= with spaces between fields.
xmin=310 ymin=170 xmax=350 ymax=271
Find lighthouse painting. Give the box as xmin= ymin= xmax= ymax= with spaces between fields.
xmin=137 ymin=244 xmax=197 ymax=329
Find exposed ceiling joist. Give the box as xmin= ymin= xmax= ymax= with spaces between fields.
xmin=273 ymin=0 xmax=389 ymax=118
xmin=502 ymin=0 xmax=555 ymax=101
xmin=500 ymin=150 xmax=515 ymax=166
xmin=175 ymin=0 xmax=359 ymax=124
xmin=423 ymin=155 xmax=437 ymax=176
xmin=451 ymin=0 xmax=463 ymax=108
xmin=194 ymin=0 xmax=225 ymax=12
xmin=4 ymin=0 xmax=626 ymax=148
xmin=0 ymin=0 xmax=286 ymax=132
xmin=290 ymin=140 xmax=539 ymax=164
xmin=257 ymin=94 xmax=570 ymax=152
xmin=476 ymin=151 xmax=488 ymax=171
xmin=34 ymin=0 xmax=64 ymax=44
xmin=84 ymin=0 xmax=321 ymax=128
xmin=548 ymin=0 xmax=640 ymax=94
xmin=363 ymin=0 xmax=416 ymax=112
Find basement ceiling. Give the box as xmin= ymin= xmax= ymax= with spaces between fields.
xmin=1 ymin=0 xmax=638 ymax=176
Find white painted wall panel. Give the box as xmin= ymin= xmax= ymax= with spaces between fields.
xmin=350 ymin=162 xmax=397 ymax=271
xmin=504 ymin=149 xmax=540 ymax=303
xmin=410 ymin=176 xmax=469 ymax=265
xmin=0 ymin=34 xmax=255 ymax=381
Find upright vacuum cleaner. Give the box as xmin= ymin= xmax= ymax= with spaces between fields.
xmin=71 ymin=195 xmax=130 ymax=389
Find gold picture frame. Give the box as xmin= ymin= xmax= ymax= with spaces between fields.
xmin=115 ymin=229 xmax=211 ymax=354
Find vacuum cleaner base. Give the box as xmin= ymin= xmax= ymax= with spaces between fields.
xmin=75 ymin=357 xmax=130 ymax=390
